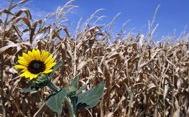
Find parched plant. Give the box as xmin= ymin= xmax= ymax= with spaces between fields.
xmin=0 ymin=0 xmax=189 ymax=117
xmin=0 ymin=1 xmax=104 ymax=116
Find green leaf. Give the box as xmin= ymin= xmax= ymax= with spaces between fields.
xmin=21 ymin=75 xmax=50 ymax=93
xmin=70 ymin=75 xmax=79 ymax=90
xmin=77 ymin=81 xmax=105 ymax=109
xmin=77 ymin=85 xmax=86 ymax=95
xmin=21 ymin=86 xmax=37 ymax=93
xmin=31 ymin=74 xmax=50 ymax=90
xmin=66 ymin=76 xmax=80 ymax=98
xmin=46 ymin=89 xmax=67 ymax=114
xmin=66 ymin=76 xmax=79 ymax=96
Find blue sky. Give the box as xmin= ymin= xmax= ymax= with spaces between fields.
xmin=1 ymin=0 xmax=189 ymax=39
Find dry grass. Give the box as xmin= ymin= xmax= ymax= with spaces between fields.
xmin=0 ymin=1 xmax=189 ymax=117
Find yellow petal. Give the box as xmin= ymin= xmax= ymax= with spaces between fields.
xmin=20 ymin=72 xmax=25 ymax=77
xmin=43 ymin=69 xmax=52 ymax=74
xmin=18 ymin=56 xmax=25 ymax=61
xmin=22 ymin=53 xmax=32 ymax=63
xmin=32 ymin=49 xmax=41 ymax=60
xmin=41 ymin=50 xmax=50 ymax=61
xmin=35 ymin=49 xmax=41 ymax=60
xmin=20 ymin=72 xmax=29 ymax=79
xmin=47 ymin=59 xmax=55 ymax=66
xmin=21 ymin=69 xmax=27 ymax=73
xmin=45 ymin=54 xmax=53 ymax=64
xmin=20 ymin=71 xmax=38 ymax=80
xmin=18 ymin=59 xmax=28 ymax=66
xmin=32 ymin=49 xmax=38 ymax=59
xmin=18 ymin=55 xmax=29 ymax=64
xmin=29 ymin=74 xmax=38 ymax=80
xmin=46 ymin=62 xmax=56 ymax=69
xmin=28 ymin=50 xmax=35 ymax=59
xmin=14 ymin=65 xmax=26 ymax=69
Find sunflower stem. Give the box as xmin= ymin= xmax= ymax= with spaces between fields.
xmin=65 ymin=97 xmax=76 ymax=117
xmin=47 ymin=81 xmax=60 ymax=93
xmin=46 ymin=81 xmax=76 ymax=116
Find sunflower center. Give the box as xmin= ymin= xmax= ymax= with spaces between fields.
xmin=28 ymin=60 xmax=45 ymax=74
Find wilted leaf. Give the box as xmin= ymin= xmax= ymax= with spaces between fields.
xmin=77 ymin=59 xmax=92 ymax=70
xmin=163 ymin=79 xmax=169 ymax=99
xmin=0 ymin=41 xmax=21 ymax=54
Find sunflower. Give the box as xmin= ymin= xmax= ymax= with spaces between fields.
xmin=15 ymin=49 xmax=56 ymax=80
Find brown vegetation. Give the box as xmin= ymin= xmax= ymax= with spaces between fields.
xmin=0 ymin=1 xmax=189 ymax=117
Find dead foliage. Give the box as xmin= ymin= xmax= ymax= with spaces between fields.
xmin=0 ymin=1 xmax=189 ymax=117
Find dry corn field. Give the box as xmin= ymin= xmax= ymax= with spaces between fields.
xmin=0 ymin=1 xmax=189 ymax=117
